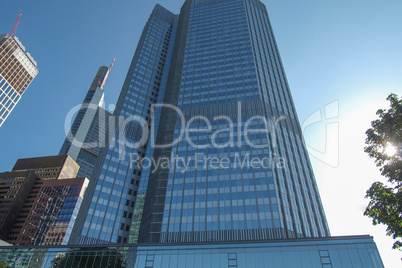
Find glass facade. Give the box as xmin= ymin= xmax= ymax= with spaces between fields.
xmin=0 ymin=1 xmax=386 ymax=267
xmin=69 ymin=0 xmax=331 ymax=245
xmin=0 ymin=155 xmax=84 ymax=246
xmin=59 ymin=66 xmax=111 ymax=179
xmin=15 ymin=178 xmax=88 ymax=246
xmin=0 ymin=236 xmax=384 ymax=268
xmin=0 ymin=34 xmax=38 ymax=127
xmin=69 ymin=5 xmax=179 ymax=245
xmin=0 ymin=74 xmax=21 ymax=126
xmin=139 ymin=0 xmax=329 ymax=243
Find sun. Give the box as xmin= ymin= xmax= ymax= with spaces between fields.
xmin=384 ymin=144 xmax=397 ymax=156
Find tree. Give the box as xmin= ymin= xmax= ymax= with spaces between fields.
xmin=51 ymin=247 xmax=126 ymax=268
xmin=364 ymin=93 xmax=402 ymax=250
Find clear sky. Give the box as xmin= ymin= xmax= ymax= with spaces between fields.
xmin=1 ymin=0 xmax=401 ymax=266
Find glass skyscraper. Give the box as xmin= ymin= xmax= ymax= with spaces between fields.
xmin=59 ymin=65 xmax=112 ymax=179
xmin=70 ymin=0 xmax=330 ymax=246
xmin=0 ymin=34 xmax=38 ymax=127
xmin=140 ymin=0 xmax=330 ymax=244
xmin=70 ymin=5 xmax=178 ymax=245
xmin=0 ymin=1 xmax=385 ymax=267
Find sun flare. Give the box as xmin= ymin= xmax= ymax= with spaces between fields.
xmin=384 ymin=144 xmax=397 ymax=156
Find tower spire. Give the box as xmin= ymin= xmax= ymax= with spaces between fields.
xmin=10 ymin=10 xmax=23 ymax=37
xmin=99 ymin=57 xmax=116 ymax=89
xmin=109 ymin=57 xmax=116 ymax=71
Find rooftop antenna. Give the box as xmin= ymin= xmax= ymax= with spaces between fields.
xmin=100 ymin=57 xmax=116 ymax=89
xmin=10 ymin=10 xmax=23 ymax=37
xmin=109 ymin=57 xmax=116 ymax=71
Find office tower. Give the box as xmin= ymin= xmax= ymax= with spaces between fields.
xmin=0 ymin=34 xmax=38 ymax=127
xmin=70 ymin=0 xmax=331 ymax=245
xmin=0 ymin=155 xmax=88 ymax=246
xmin=0 ymin=1 xmax=384 ymax=267
xmin=16 ymin=177 xmax=88 ymax=246
xmin=59 ymin=65 xmax=112 ymax=179
xmin=69 ymin=5 xmax=178 ymax=244
xmin=139 ymin=0 xmax=332 ymax=244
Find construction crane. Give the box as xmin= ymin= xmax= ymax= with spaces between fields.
xmin=10 ymin=10 xmax=22 ymax=37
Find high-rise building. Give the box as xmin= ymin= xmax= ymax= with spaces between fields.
xmin=0 ymin=1 xmax=384 ymax=267
xmin=69 ymin=5 xmax=178 ymax=245
xmin=0 ymin=34 xmax=38 ymax=127
xmin=139 ymin=0 xmax=330 ymax=244
xmin=14 ymin=177 xmax=88 ymax=246
xmin=0 ymin=155 xmax=88 ymax=246
xmin=70 ymin=0 xmax=331 ymax=245
xmin=59 ymin=65 xmax=112 ymax=179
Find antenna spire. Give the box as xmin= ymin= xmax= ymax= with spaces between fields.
xmin=109 ymin=57 xmax=116 ymax=71
xmin=100 ymin=58 xmax=116 ymax=89
xmin=10 ymin=10 xmax=23 ymax=37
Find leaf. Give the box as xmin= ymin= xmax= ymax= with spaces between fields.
xmin=364 ymin=94 xmax=402 ymax=251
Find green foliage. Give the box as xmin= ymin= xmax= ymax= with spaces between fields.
xmin=364 ymin=93 xmax=402 ymax=250
xmin=50 ymin=247 xmax=126 ymax=268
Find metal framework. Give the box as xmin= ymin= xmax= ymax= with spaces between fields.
xmin=10 ymin=11 xmax=22 ymax=37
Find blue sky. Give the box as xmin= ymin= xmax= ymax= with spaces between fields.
xmin=1 ymin=0 xmax=401 ymax=266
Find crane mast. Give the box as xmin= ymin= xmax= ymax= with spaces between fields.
xmin=10 ymin=10 xmax=23 ymax=37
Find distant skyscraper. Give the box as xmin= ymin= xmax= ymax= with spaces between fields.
xmin=70 ymin=5 xmax=177 ymax=244
xmin=0 ymin=155 xmax=87 ymax=246
xmin=0 ymin=34 xmax=38 ymax=127
xmin=59 ymin=64 xmax=113 ymax=178
xmin=70 ymin=0 xmax=330 ymax=245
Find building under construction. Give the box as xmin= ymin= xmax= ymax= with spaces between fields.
xmin=0 ymin=11 xmax=38 ymax=127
